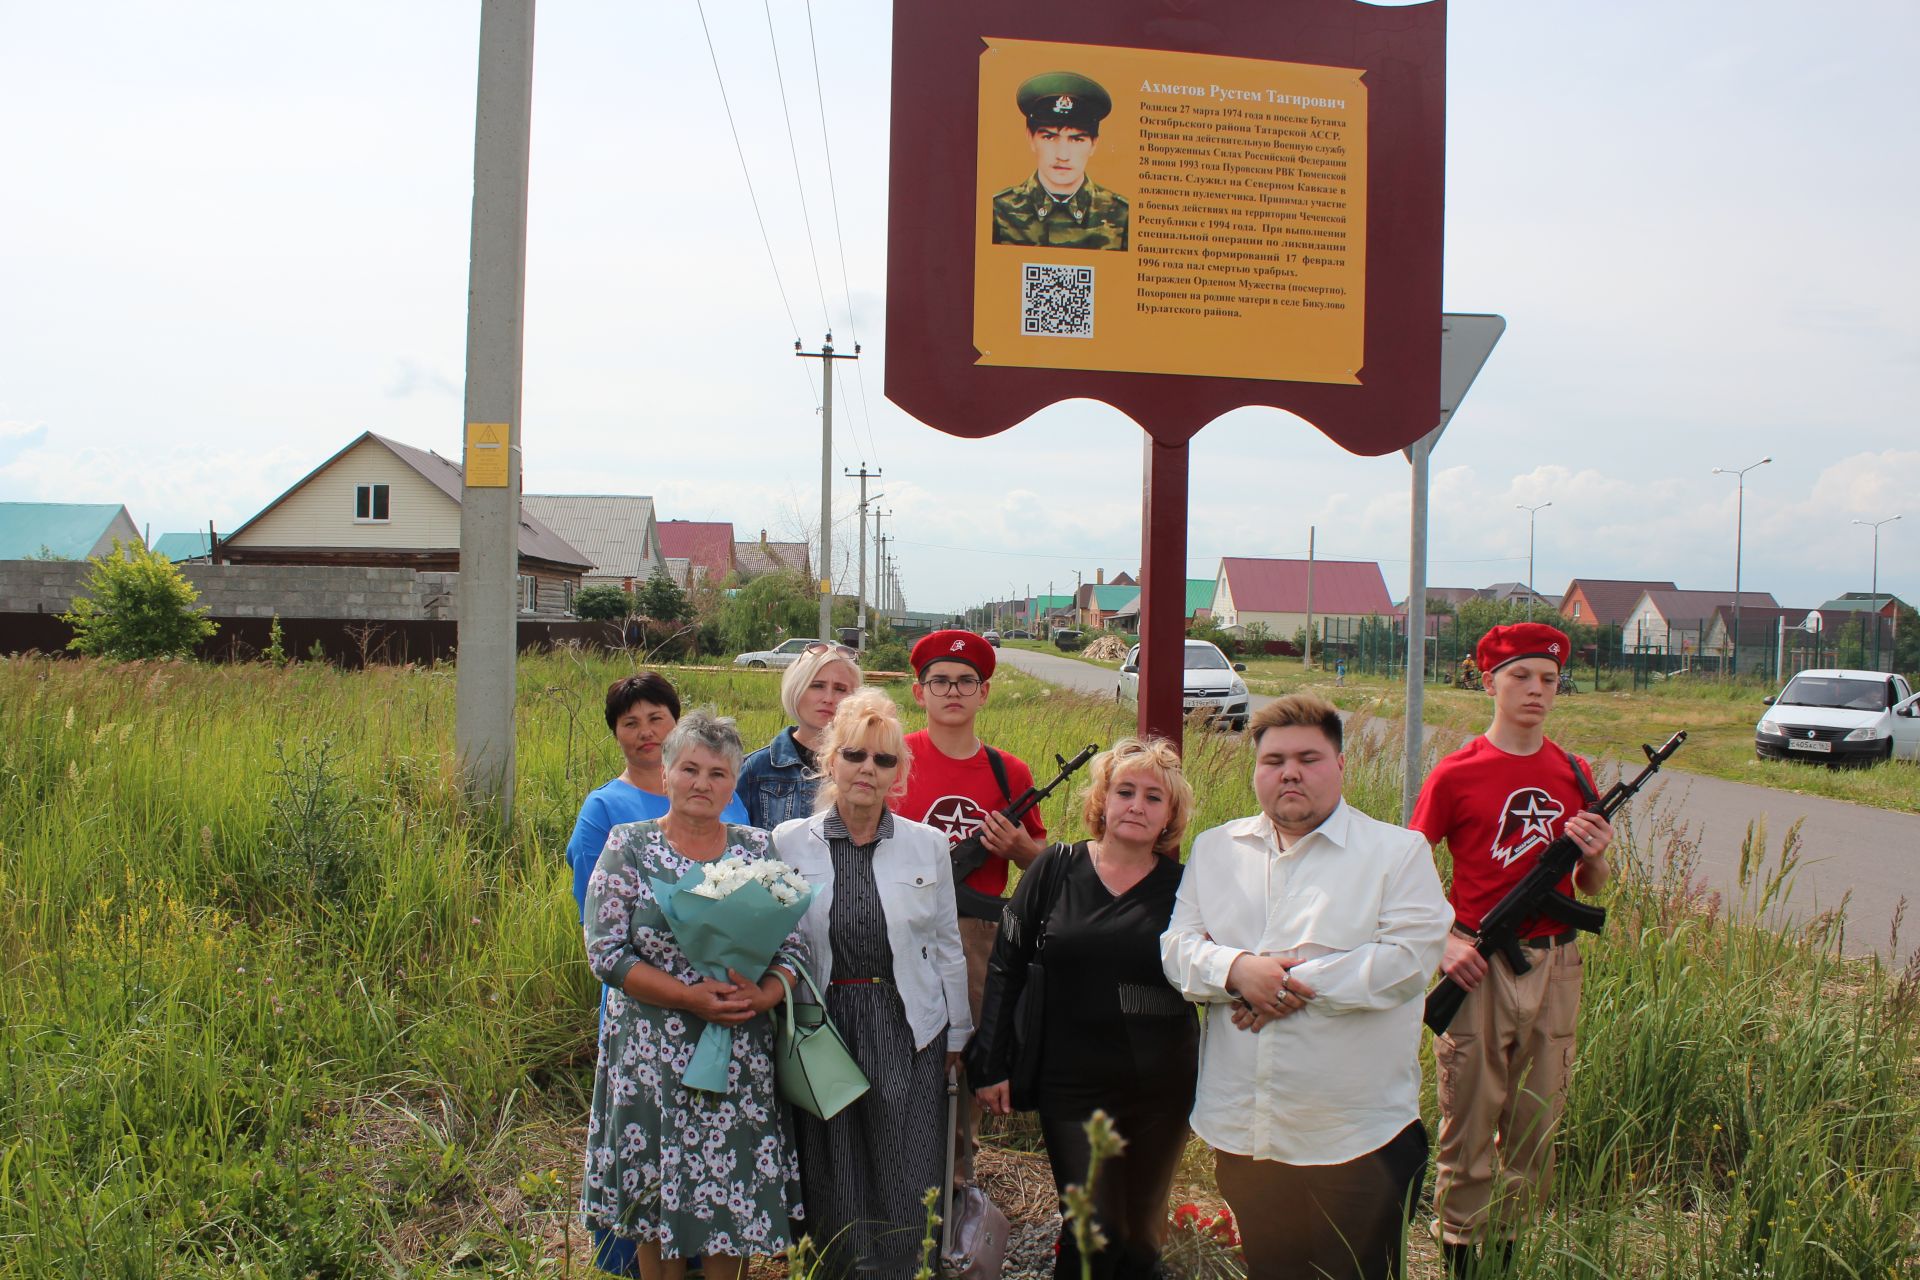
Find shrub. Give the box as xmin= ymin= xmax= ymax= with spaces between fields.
xmin=571 ymin=585 xmax=633 ymax=621
xmin=61 ymin=539 xmax=217 ymax=660
xmin=862 ymin=640 xmax=911 ymax=673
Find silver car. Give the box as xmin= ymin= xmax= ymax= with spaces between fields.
xmin=733 ymin=637 xmax=824 ymax=669
xmin=1117 ymin=639 xmax=1250 ymax=731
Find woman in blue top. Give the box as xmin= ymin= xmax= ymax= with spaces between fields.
xmin=736 ymin=644 xmax=862 ymax=830
xmin=567 ymin=672 xmax=749 ymax=919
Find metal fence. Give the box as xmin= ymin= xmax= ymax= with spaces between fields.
xmin=1318 ymin=612 xmax=1904 ymax=688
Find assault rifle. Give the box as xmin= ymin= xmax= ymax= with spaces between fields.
xmin=951 ymin=743 xmax=1098 ymax=920
xmin=1424 ymin=731 xmax=1686 ymax=1035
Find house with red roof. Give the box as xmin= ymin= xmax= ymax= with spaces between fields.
xmin=1210 ymin=557 xmax=1393 ymax=635
xmin=656 ymin=520 xmax=737 ymax=585
xmin=1559 ymin=578 xmax=1678 ymax=628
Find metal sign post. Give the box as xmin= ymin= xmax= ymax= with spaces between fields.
xmin=1401 ymin=313 xmax=1506 ymax=822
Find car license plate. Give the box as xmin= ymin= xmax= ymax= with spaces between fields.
xmin=1787 ymin=738 xmax=1831 ymax=753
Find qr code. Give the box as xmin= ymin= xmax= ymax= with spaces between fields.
xmin=1021 ymin=264 xmax=1094 ymax=338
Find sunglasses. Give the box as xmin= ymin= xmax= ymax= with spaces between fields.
xmin=838 ymin=747 xmax=900 ymax=768
xmin=805 ymin=642 xmax=859 ymax=659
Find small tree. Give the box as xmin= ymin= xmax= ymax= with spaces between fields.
xmin=62 ymin=540 xmax=217 ymax=660
xmin=572 ymin=584 xmax=633 ymax=621
xmin=635 ymin=569 xmax=690 ymax=623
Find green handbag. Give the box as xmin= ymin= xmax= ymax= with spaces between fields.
xmin=773 ymin=960 xmax=871 ymax=1120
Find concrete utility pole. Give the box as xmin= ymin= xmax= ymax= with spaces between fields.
xmin=1853 ymin=514 xmax=1901 ymax=670
xmin=455 ymin=0 xmax=535 ymax=822
xmin=1303 ymin=526 xmax=1316 ymax=669
xmin=1518 ymin=502 xmax=1552 ymax=619
xmin=1713 ymin=456 xmax=1770 ymax=675
xmin=798 ymin=335 xmax=859 ymax=641
xmin=846 ymin=466 xmax=880 ymax=644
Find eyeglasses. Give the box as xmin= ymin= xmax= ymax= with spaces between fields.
xmin=838 ymin=747 xmax=900 ymax=768
xmin=921 ymin=675 xmax=982 ymax=695
xmin=805 ymin=642 xmax=859 ymax=659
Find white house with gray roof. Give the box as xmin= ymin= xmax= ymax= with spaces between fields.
xmin=521 ymin=495 xmax=668 ymax=591
xmin=218 ymin=431 xmax=592 ymax=615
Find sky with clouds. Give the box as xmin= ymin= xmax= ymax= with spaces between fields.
xmin=3 ymin=1 xmax=1916 ymax=615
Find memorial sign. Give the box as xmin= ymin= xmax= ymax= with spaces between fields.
xmin=973 ymin=39 xmax=1368 ymax=386
xmin=886 ymin=0 xmax=1447 ymax=741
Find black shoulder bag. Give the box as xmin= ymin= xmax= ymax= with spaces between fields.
xmin=1006 ymin=844 xmax=1074 ymax=1112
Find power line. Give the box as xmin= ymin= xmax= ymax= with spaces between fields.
xmin=693 ymin=0 xmax=803 ymax=344
xmin=803 ymin=0 xmax=881 ymax=470
xmin=761 ymin=0 xmax=831 ymax=333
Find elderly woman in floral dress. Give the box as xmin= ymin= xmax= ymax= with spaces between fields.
xmin=581 ymin=709 xmax=805 ymax=1280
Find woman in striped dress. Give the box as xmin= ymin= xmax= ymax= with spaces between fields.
xmin=774 ymin=688 xmax=971 ymax=1278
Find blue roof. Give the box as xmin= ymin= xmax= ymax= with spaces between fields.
xmin=0 ymin=502 xmax=133 ymax=560
xmin=152 ymin=531 xmax=213 ymax=562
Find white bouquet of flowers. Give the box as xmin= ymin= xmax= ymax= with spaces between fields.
xmin=682 ymin=855 xmax=812 ymax=907
xmin=650 ymin=855 xmax=815 ymax=1093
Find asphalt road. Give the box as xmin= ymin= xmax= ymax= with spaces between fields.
xmin=997 ymin=646 xmax=1920 ymax=959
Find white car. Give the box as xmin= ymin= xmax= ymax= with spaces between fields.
xmin=733 ymin=637 xmax=824 ymax=669
xmin=1117 ymin=639 xmax=1250 ymax=731
xmin=1755 ymin=668 xmax=1920 ymax=764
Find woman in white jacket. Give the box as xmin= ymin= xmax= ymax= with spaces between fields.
xmin=773 ymin=687 xmax=970 ymax=1279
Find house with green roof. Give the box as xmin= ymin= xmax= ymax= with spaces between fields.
xmin=152 ymin=531 xmax=214 ymax=563
xmin=0 ymin=502 xmax=141 ymax=561
xmin=1106 ymin=578 xmax=1216 ymax=630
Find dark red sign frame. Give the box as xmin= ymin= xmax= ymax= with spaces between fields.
xmin=886 ymin=0 xmax=1446 ymax=743
xmin=886 ymin=0 xmax=1445 ymax=452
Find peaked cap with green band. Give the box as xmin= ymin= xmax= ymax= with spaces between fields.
xmin=1017 ymin=72 xmax=1113 ymax=134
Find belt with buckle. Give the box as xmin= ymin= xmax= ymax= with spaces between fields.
xmin=1453 ymin=926 xmax=1578 ymax=951
xmin=829 ymin=976 xmax=892 ymax=986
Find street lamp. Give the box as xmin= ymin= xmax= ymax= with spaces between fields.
xmin=1712 ymin=457 xmax=1771 ymax=676
xmin=1516 ymin=502 xmax=1552 ymax=619
xmin=1852 ymin=514 xmax=1901 ymax=670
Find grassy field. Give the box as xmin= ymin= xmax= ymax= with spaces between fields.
xmin=1 ymin=652 xmax=1915 ymax=1277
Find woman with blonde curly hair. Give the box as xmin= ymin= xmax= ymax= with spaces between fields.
xmin=967 ymin=736 xmax=1200 ymax=1280
xmin=773 ymin=688 xmax=970 ymax=1278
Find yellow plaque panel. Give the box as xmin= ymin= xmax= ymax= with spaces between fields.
xmin=465 ymin=422 xmax=510 ymax=488
xmin=974 ymin=38 xmax=1367 ymax=384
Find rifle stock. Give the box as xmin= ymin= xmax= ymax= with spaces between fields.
xmin=1424 ymin=732 xmax=1685 ymax=1035
xmin=949 ymin=744 xmax=1097 ymax=920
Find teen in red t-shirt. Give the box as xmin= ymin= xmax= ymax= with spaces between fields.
xmin=891 ymin=630 xmax=1044 ymax=1182
xmin=1410 ymin=623 xmax=1614 ymax=1276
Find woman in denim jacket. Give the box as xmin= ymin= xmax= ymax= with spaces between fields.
xmin=737 ymin=643 xmax=862 ymax=829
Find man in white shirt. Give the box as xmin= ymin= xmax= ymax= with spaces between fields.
xmin=1162 ymin=693 xmax=1452 ymax=1279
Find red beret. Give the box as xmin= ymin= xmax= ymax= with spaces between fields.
xmin=911 ymin=629 xmax=996 ymax=680
xmin=1476 ymin=622 xmax=1571 ymax=676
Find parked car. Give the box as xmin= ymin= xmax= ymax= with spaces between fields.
xmin=1754 ymin=668 xmax=1920 ymax=764
xmin=1004 ymin=629 xmax=1032 ymax=640
xmin=983 ymin=630 xmax=1001 ymax=647
xmin=733 ymin=637 xmax=824 ymax=669
xmin=1053 ymin=628 xmax=1085 ymax=651
xmin=1116 ymin=639 xmax=1250 ymax=732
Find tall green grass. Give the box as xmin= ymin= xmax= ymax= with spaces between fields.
xmin=0 ymin=653 xmax=1912 ymax=1277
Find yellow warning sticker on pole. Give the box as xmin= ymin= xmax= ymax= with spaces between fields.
xmin=465 ymin=422 xmax=510 ymax=488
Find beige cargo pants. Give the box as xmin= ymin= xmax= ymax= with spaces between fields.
xmin=1432 ymin=938 xmax=1582 ymax=1245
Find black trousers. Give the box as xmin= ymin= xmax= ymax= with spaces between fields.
xmin=1040 ymin=1102 xmax=1192 ymax=1280
xmin=1214 ymin=1121 xmax=1429 ymax=1280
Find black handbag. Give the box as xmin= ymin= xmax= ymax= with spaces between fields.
xmin=1006 ymin=847 xmax=1074 ymax=1112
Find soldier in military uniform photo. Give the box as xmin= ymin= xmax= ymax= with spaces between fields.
xmin=991 ymin=71 xmax=1130 ymax=251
